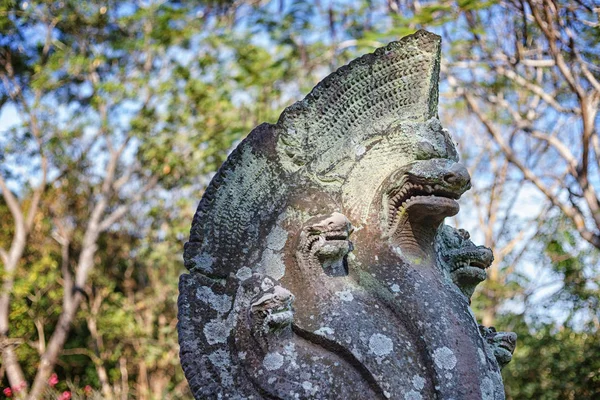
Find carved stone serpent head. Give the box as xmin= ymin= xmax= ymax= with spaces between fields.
xmin=436 ymin=224 xmax=494 ymax=300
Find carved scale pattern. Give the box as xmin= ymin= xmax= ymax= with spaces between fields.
xmin=278 ymin=30 xmax=440 ymax=173
xmin=184 ymin=31 xmax=441 ymax=276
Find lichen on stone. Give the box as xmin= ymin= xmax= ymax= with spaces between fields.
xmin=433 ymin=347 xmax=457 ymax=371
xmin=369 ymin=333 xmax=394 ymax=357
xmin=263 ymin=352 xmax=285 ymax=371
xmin=196 ymin=286 xmax=232 ymax=314
xmin=203 ymin=319 xmax=231 ymax=345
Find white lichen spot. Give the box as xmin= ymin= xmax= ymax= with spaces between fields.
xmin=238 ymin=351 xmax=247 ymax=360
xmin=192 ymin=253 xmax=214 ymax=273
xmin=404 ymin=390 xmax=423 ymax=400
xmin=445 ymin=373 xmax=453 ymax=380
xmin=196 ymin=286 xmax=232 ymax=314
xmin=236 ymin=267 xmax=253 ymax=281
xmin=203 ymin=320 xmax=231 ymax=345
xmin=208 ymin=349 xmax=229 ymax=367
xmin=266 ymin=225 xmax=288 ymax=251
xmin=433 ymin=347 xmax=457 ymax=370
xmin=480 ymin=377 xmax=494 ymax=400
xmin=268 ymin=377 xmax=277 ymax=385
xmin=412 ymin=375 xmax=425 ymax=390
xmin=263 ymin=352 xmax=284 ymax=371
xmin=302 ymin=381 xmax=312 ymax=391
xmin=390 ymin=284 xmax=401 ymax=293
xmin=369 ymin=334 xmax=393 ymax=356
xmin=384 ymin=391 xmax=391 ymax=399
xmin=259 ymin=249 xmax=286 ymax=280
xmin=336 ymin=290 xmax=354 ymax=302
xmin=314 ymin=327 xmax=335 ymax=336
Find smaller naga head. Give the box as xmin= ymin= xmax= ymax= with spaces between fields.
xmin=479 ymin=325 xmax=517 ymax=369
xmin=250 ymin=277 xmax=295 ymax=334
xmin=436 ymin=225 xmax=493 ymax=300
xmin=299 ymin=212 xmax=354 ymax=276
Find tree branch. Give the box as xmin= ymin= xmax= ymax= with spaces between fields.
xmin=495 ymin=65 xmax=580 ymax=114
xmin=99 ymin=176 xmax=159 ymax=232
xmin=463 ymin=92 xmax=600 ymax=249
xmin=0 ymin=175 xmax=25 ymax=252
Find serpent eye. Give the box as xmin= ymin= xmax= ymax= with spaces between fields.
xmin=414 ymin=141 xmax=439 ymax=160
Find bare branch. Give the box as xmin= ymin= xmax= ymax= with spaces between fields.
xmin=112 ymin=163 xmax=139 ymax=192
xmin=519 ymin=59 xmax=555 ymax=67
xmin=463 ymin=92 xmax=600 ymax=248
xmin=528 ymin=0 xmax=585 ymax=98
xmin=99 ymin=176 xmax=159 ymax=232
xmin=0 ymin=175 xmax=25 ymax=249
xmin=495 ymin=66 xmax=580 ymax=114
xmin=101 ymin=136 xmax=132 ymax=196
xmin=34 ymin=319 xmax=46 ymax=355
xmin=61 ymin=347 xmax=101 ymax=363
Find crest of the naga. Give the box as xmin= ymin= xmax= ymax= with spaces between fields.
xmin=178 ymin=30 xmax=516 ymax=399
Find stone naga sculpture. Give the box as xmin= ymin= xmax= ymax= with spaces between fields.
xmin=435 ymin=224 xmax=494 ymax=302
xmin=178 ymin=30 xmax=516 ymax=399
xmin=479 ymin=325 xmax=517 ymax=370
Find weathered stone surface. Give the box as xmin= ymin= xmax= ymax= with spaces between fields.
xmin=179 ymin=30 xmax=516 ymax=399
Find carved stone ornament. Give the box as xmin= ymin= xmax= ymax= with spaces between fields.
xmin=178 ymin=30 xmax=517 ymax=399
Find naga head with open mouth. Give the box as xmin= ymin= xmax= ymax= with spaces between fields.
xmin=298 ymin=212 xmax=354 ymax=277
xmin=249 ymin=277 xmax=295 ymax=335
xmin=479 ymin=325 xmax=517 ymax=369
xmin=436 ymin=225 xmax=494 ymax=300
xmin=371 ymin=119 xmax=471 ymax=257
xmin=381 ymin=157 xmax=471 ymax=260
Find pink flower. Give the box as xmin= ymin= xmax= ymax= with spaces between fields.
xmin=59 ymin=391 xmax=71 ymax=400
xmin=3 ymin=387 xmax=12 ymax=397
xmin=84 ymin=385 xmax=92 ymax=395
xmin=48 ymin=373 xmax=59 ymax=387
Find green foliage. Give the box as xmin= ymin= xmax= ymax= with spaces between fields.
xmin=501 ymin=314 xmax=600 ymax=400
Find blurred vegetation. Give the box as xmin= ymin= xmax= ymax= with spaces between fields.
xmin=0 ymin=0 xmax=599 ymax=399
